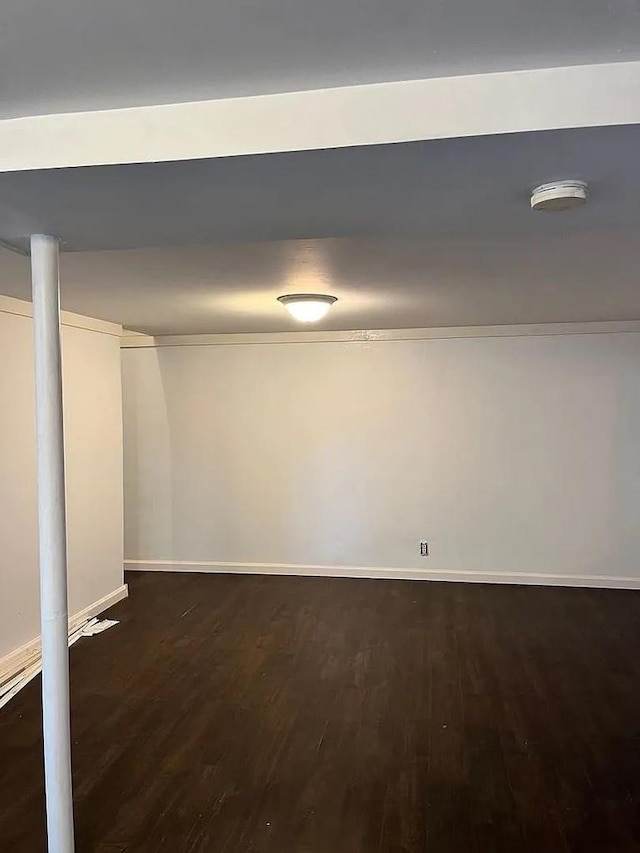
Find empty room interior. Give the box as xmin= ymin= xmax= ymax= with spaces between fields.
xmin=1 ymin=2 xmax=640 ymax=851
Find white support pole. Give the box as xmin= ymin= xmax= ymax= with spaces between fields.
xmin=31 ymin=234 xmax=75 ymax=853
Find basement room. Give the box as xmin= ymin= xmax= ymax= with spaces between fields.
xmin=1 ymin=1 xmax=639 ymax=851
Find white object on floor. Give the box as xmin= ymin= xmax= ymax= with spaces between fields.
xmin=80 ymin=619 xmax=119 ymax=637
xmin=0 ymin=618 xmax=119 ymax=710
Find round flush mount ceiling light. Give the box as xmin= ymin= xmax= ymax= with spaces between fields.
xmin=277 ymin=293 xmax=337 ymax=323
xmin=531 ymin=180 xmax=588 ymax=212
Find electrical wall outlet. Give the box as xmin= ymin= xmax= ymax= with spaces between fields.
xmin=420 ymin=541 xmax=429 ymax=557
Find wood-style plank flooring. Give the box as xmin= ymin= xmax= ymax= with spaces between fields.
xmin=1 ymin=572 xmax=639 ymax=851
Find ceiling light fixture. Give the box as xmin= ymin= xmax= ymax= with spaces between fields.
xmin=530 ymin=180 xmax=588 ymax=211
xmin=277 ymin=293 xmax=337 ymax=323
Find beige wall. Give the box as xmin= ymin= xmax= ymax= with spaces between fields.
xmin=122 ymin=331 xmax=640 ymax=586
xmin=0 ymin=305 xmax=124 ymax=659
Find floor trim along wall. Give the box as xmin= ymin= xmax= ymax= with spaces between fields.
xmin=0 ymin=584 xmax=129 ymax=684
xmin=124 ymin=561 xmax=640 ymax=590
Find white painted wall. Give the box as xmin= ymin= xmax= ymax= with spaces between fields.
xmin=0 ymin=305 xmax=124 ymax=659
xmin=122 ymin=331 xmax=640 ymax=586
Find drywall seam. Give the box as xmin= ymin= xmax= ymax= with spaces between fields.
xmin=0 ymin=584 xmax=128 ymax=683
xmin=119 ymin=321 xmax=640 ymax=348
xmin=124 ymin=562 xmax=640 ymax=590
xmin=0 ymin=294 xmax=122 ymax=337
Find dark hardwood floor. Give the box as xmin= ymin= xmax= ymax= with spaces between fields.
xmin=1 ymin=572 xmax=639 ymax=852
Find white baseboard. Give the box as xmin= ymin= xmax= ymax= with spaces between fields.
xmin=0 ymin=584 xmax=128 ymax=684
xmin=124 ymin=561 xmax=640 ymax=590
xmin=67 ymin=584 xmax=129 ymax=631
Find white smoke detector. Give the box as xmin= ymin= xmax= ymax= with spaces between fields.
xmin=530 ymin=180 xmax=588 ymax=212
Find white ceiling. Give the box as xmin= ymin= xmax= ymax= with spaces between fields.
xmin=0 ymin=125 xmax=638 ymax=252
xmin=0 ymin=125 xmax=639 ymax=334
xmin=3 ymin=229 xmax=640 ymax=335
xmin=1 ymin=0 xmax=639 ymax=118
